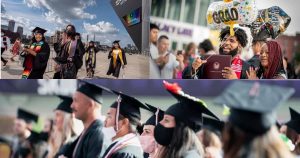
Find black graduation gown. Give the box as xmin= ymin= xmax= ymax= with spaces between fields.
xmin=85 ymin=47 xmax=98 ymax=71
xmin=247 ymin=55 xmax=260 ymax=69
xmin=25 ymin=42 xmax=50 ymax=79
xmin=182 ymin=58 xmax=250 ymax=79
xmin=53 ymin=39 xmax=85 ymax=79
xmin=12 ymin=131 xmax=48 ymax=158
xmin=106 ymin=49 xmax=127 ymax=78
xmin=72 ymin=119 xmax=104 ymax=158
xmin=102 ymin=142 xmax=144 ymax=158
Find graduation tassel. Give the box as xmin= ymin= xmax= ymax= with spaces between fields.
xmin=116 ymin=95 xmax=122 ymax=131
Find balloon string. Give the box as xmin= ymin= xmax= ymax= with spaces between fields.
xmin=230 ymin=23 xmax=234 ymax=36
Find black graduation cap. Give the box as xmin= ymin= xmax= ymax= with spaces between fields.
xmin=144 ymin=103 xmax=164 ymax=126
xmin=111 ymin=90 xmax=149 ymax=125
xmin=113 ymin=40 xmax=120 ymax=44
xmin=17 ymin=108 xmax=38 ymax=123
xmin=55 ymin=95 xmax=73 ymax=113
xmin=163 ymin=81 xmax=219 ymax=132
xmin=214 ymin=81 xmax=295 ymax=136
xmin=289 ymin=107 xmax=300 ymax=120
xmin=286 ymin=107 xmax=300 ymax=134
xmin=27 ymin=131 xmax=48 ymax=145
xmin=77 ymin=80 xmax=113 ymax=104
xmin=32 ymin=27 xmax=47 ymax=34
xmin=202 ymin=117 xmax=225 ymax=136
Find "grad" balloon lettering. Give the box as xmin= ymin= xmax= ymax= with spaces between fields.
xmin=213 ymin=8 xmax=238 ymax=24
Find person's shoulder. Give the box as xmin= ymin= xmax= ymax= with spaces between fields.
xmin=88 ymin=120 xmax=104 ymax=133
xmin=242 ymin=60 xmax=250 ymax=69
xmin=183 ymin=149 xmax=202 ymax=158
xmin=112 ymin=145 xmax=143 ymax=158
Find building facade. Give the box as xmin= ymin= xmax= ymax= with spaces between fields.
xmin=151 ymin=0 xmax=218 ymax=51
xmin=8 ymin=20 xmax=15 ymax=32
xmin=17 ymin=26 xmax=23 ymax=37
xmin=276 ymin=33 xmax=300 ymax=63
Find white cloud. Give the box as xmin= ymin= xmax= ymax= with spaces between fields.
xmin=83 ymin=21 xmax=119 ymax=35
xmin=23 ymin=0 xmax=97 ymax=23
xmin=1 ymin=14 xmax=32 ymax=29
xmin=44 ymin=11 xmax=70 ymax=26
xmin=24 ymin=0 xmax=43 ymax=8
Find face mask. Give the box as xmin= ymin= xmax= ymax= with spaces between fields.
xmin=102 ymin=126 xmax=117 ymax=142
xmin=154 ymin=123 xmax=174 ymax=146
xmin=139 ymin=135 xmax=156 ymax=154
xmin=219 ymin=47 xmax=239 ymax=57
xmin=66 ymin=30 xmax=75 ymax=37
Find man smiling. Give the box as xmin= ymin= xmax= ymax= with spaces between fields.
xmin=182 ymin=26 xmax=250 ymax=79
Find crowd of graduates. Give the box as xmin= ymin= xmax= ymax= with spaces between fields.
xmin=0 ymin=80 xmax=299 ymax=158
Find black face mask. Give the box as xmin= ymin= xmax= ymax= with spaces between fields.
xmin=66 ymin=30 xmax=75 ymax=37
xmin=219 ymin=47 xmax=239 ymax=57
xmin=154 ymin=123 xmax=174 ymax=146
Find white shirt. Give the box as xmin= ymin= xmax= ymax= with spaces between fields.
xmin=160 ymin=52 xmax=179 ymax=79
xmin=149 ymin=43 xmax=161 ymax=79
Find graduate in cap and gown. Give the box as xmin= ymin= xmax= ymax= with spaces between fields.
xmin=85 ymin=41 xmax=98 ymax=78
xmin=214 ymin=81 xmax=295 ymax=158
xmin=11 ymin=108 xmax=47 ymax=158
xmin=22 ymin=27 xmax=50 ymax=79
xmin=197 ymin=117 xmax=224 ymax=158
xmin=106 ymin=40 xmax=127 ymax=78
xmin=139 ymin=103 xmax=164 ymax=158
xmin=46 ymin=95 xmax=82 ymax=158
xmin=285 ymin=107 xmax=300 ymax=156
xmin=59 ymin=81 xmax=112 ymax=158
xmin=154 ymin=81 xmax=219 ymax=158
xmin=102 ymin=91 xmax=147 ymax=158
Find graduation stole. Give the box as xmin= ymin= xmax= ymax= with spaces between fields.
xmin=104 ymin=133 xmax=141 ymax=158
xmin=112 ymin=48 xmax=124 ymax=68
xmin=22 ymin=41 xmax=44 ymax=79
xmin=231 ymin=55 xmax=243 ymax=79
xmin=85 ymin=48 xmax=96 ymax=66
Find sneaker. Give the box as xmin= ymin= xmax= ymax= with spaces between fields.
xmin=3 ymin=60 xmax=8 ymax=66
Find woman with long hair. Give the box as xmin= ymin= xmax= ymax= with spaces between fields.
xmin=22 ymin=27 xmax=50 ymax=79
xmin=154 ymin=81 xmax=219 ymax=158
xmin=85 ymin=41 xmax=98 ymax=78
xmin=47 ymin=96 xmax=83 ymax=158
xmin=53 ymin=24 xmax=85 ymax=79
xmin=10 ymin=37 xmax=21 ymax=61
xmin=106 ymin=40 xmax=127 ymax=79
xmin=247 ymin=41 xmax=287 ymax=79
xmin=215 ymin=81 xmax=295 ymax=158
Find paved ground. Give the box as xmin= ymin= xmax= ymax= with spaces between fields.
xmin=1 ymin=48 xmax=149 ymax=79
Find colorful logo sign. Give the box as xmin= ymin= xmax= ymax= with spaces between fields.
xmin=123 ymin=7 xmax=141 ymax=27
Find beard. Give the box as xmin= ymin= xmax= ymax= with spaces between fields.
xmin=219 ymin=47 xmax=239 ymax=57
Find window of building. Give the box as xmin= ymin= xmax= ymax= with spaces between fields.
xmin=182 ymin=43 xmax=187 ymax=50
xmin=151 ymin=0 xmax=166 ymax=18
xmin=167 ymin=0 xmax=182 ymax=21
xmin=182 ymin=0 xmax=196 ymax=24
xmin=198 ymin=0 xmax=213 ymax=26
xmin=172 ymin=41 xmax=178 ymax=51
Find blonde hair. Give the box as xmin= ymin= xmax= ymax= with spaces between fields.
xmin=223 ymin=124 xmax=295 ymax=158
xmin=244 ymin=127 xmax=295 ymax=158
xmin=48 ymin=112 xmax=83 ymax=157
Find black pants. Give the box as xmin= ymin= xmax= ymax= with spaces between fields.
xmin=1 ymin=48 xmax=8 ymax=63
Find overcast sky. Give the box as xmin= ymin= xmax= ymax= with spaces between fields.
xmin=256 ymin=0 xmax=300 ymax=35
xmin=1 ymin=0 xmax=135 ymax=47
